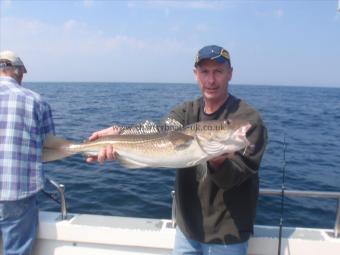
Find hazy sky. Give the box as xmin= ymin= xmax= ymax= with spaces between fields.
xmin=1 ymin=0 xmax=339 ymax=87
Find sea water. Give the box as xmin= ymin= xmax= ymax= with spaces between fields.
xmin=26 ymin=82 xmax=340 ymax=229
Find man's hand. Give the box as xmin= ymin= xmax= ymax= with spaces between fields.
xmin=85 ymin=126 xmax=121 ymax=164
xmin=208 ymin=152 xmax=235 ymax=171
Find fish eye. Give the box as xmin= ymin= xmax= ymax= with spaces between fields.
xmin=226 ymin=119 xmax=231 ymax=125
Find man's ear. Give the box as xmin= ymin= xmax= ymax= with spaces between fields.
xmin=228 ymin=66 xmax=233 ymax=80
xmin=193 ymin=67 xmax=198 ymax=81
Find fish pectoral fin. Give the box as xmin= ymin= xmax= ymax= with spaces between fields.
xmin=169 ymin=132 xmax=194 ymax=150
xmin=196 ymin=163 xmax=208 ymax=181
xmin=116 ymin=155 xmax=149 ymax=169
xmin=197 ymin=137 xmax=225 ymax=155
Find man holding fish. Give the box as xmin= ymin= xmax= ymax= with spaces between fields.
xmin=85 ymin=45 xmax=267 ymax=255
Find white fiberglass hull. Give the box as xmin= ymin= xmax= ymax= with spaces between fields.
xmin=1 ymin=211 xmax=339 ymax=255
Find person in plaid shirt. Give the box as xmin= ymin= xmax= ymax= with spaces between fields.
xmin=0 ymin=50 xmax=55 ymax=255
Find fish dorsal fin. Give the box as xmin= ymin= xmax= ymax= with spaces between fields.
xmin=169 ymin=132 xmax=194 ymax=150
xmin=120 ymin=120 xmax=160 ymax=135
xmin=162 ymin=118 xmax=183 ymax=132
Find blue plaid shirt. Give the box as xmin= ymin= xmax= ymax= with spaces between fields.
xmin=0 ymin=77 xmax=55 ymax=201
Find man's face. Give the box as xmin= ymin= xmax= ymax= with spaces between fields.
xmin=194 ymin=59 xmax=233 ymax=102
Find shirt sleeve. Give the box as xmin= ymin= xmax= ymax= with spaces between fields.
xmin=40 ymin=101 xmax=55 ymax=137
xmin=166 ymin=102 xmax=187 ymax=125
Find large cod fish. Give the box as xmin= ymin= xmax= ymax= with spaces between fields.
xmin=42 ymin=119 xmax=252 ymax=170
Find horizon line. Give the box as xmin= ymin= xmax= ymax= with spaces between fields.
xmin=24 ymin=81 xmax=340 ymax=89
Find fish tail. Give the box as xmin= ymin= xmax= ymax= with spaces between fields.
xmin=42 ymin=135 xmax=77 ymax=162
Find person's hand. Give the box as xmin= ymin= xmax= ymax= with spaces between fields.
xmin=85 ymin=126 xmax=121 ymax=164
xmin=208 ymin=152 xmax=235 ymax=171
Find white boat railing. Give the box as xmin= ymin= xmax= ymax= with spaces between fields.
xmin=44 ymin=178 xmax=68 ymax=220
xmin=171 ymin=188 xmax=340 ymax=238
xmin=43 ymin=178 xmax=340 ymax=238
xmin=260 ymin=188 xmax=340 ymax=238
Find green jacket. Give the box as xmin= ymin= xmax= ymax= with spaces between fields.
xmin=169 ymin=94 xmax=268 ymax=244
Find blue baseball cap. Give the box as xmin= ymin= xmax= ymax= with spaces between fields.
xmin=194 ymin=45 xmax=230 ymax=67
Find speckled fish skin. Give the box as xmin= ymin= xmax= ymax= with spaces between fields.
xmin=42 ymin=119 xmax=252 ymax=169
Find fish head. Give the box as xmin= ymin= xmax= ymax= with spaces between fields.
xmin=221 ymin=119 xmax=252 ymax=142
xmin=190 ymin=119 xmax=252 ymax=155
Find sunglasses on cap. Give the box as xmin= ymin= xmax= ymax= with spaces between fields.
xmin=195 ymin=45 xmax=230 ymax=66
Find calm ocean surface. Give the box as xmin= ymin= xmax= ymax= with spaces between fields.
xmin=26 ymin=82 xmax=340 ymax=229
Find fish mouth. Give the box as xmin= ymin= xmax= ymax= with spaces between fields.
xmin=241 ymin=123 xmax=252 ymax=135
xmin=232 ymin=122 xmax=252 ymax=145
xmin=237 ymin=123 xmax=253 ymax=155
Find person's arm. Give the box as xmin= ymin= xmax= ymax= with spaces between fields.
xmin=208 ymin=122 xmax=267 ymax=190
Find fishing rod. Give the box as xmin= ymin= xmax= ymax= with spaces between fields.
xmin=42 ymin=189 xmax=61 ymax=205
xmin=278 ymin=134 xmax=287 ymax=255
